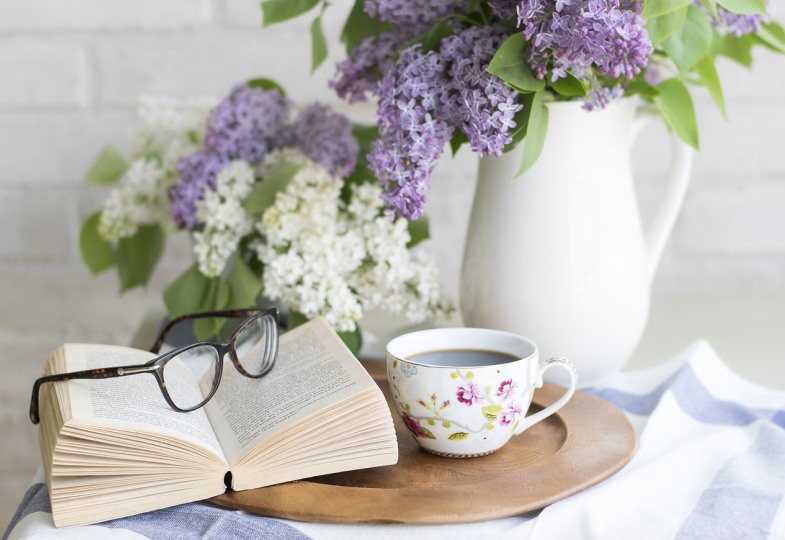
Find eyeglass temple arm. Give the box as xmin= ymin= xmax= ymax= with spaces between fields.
xmin=29 ymin=363 xmax=159 ymax=424
xmin=148 ymin=308 xmax=279 ymax=353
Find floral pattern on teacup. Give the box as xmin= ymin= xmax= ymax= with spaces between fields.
xmin=400 ymin=362 xmax=418 ymax=378
xmin=392 ymin=367 xmax=524 ymax=443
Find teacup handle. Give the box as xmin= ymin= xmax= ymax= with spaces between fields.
xmin=514 ymin=357 xmax=577 ymax=435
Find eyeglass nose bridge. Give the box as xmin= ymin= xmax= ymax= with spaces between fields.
xmin=217 ymin=341 xmax=251 ymax=378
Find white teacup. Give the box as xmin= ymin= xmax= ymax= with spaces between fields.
xmin=386 ymin=328 xmax=577 ymax=458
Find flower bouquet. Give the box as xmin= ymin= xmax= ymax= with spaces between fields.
xmin=80 ymin=79 xmax=452 ymax=350
xmin=263 ymin=0 xmax=784 ymax=219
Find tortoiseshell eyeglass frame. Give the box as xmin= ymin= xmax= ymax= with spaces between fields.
xmin=29 ymin=307 xmax=279 ymax=424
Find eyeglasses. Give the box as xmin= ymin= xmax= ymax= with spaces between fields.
xmin=29 ymin=308 xmax=279 ymax=424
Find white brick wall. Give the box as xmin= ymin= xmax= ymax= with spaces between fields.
xmin=0 ymin=40 xmax=89 ymax=108
xmin=1 ymin=0 xmax=784 ymax=525
xmin=0 ymin=0 xmax=211 ymax=30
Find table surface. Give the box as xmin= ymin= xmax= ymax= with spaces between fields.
xmin=7 ymin=294 xmax=784 ymax=534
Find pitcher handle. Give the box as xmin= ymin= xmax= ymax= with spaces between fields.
xmin=514 ymin=357 xmax=577 ymax=435
xmin=632 ymin=108 xmax=694 ymax=283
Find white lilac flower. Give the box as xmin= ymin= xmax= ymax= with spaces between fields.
xmin=254 ymin=150 xmax=363 ymax=331
xmin=192 ymin=160 xmax=255 ymax=278
xmin=98 ymin=158 xmax=169 ymax=242
xmin=253 ymin=149 xmax=452 ymax=332
xmin=352 ymin=212 xmax=450 ymax=323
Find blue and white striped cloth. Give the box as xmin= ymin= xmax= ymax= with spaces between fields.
xmin=5 ymin=341 xmax=785 ymax=539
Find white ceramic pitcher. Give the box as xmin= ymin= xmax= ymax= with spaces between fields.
xmin=459 ymin=98 xmax=692 ymax=387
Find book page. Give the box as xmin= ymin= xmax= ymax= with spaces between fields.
xmin=63 ymin=344 xmax=226 ymax=461
xmin=204 ymin=317 xmax=374 ymax=466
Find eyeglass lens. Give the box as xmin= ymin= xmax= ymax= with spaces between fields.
xmin=161 ymin=312 xmax=275 ymax=410
xmin=163 ymin=344 xmax=220 ymax=410
xmin=233 ymin=313 xmax=276 ymax=376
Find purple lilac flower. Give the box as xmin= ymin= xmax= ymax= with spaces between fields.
xmin=488 ymin=0 xmax=520 ymax=18
xmin=364 ymin=0 xmax=464 ymax=25
xmin=518 ymin=0 xmax=652 ymax=104
xmin=643 ymin=65 xmax=662 ymax=86
xmin=171 ymin=83 xmax=288 ymax=229
xmin=583 ymin=84 xmax=625 ymax=111
xmin=330 ymin=32 xmax=412 ymax=103
xmin=440 ymin=25 xmax=523 ymax=157
xmin=205 ymin=83 xmax=289 ymax=162
xmin=369 ymin=46 xmax=454 ymax=221
xmin=280 ymin=103 xmax=359 ymax=177
xmin=717 ymin=7 xmax=767 ymax=37
xmin=170 ymin=150 xmax=225 ymax=228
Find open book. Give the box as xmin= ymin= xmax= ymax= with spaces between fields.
xmin=37 ymin=317 xmax=398 ymax=527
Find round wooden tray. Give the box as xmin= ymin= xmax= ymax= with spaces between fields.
xmin=209 ymin=360 xmax=637 ymax=524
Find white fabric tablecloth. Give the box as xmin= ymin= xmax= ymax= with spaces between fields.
xmin=5 ymin=340 xmax=785 ymax=540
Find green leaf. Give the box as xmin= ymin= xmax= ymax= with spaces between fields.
xmin=643 ymin=0 xmax=693 ymax=19
xmin=422 ymin=20 xmax=453 ymax=52
xmin=487 ymin=33 xmax=545 ymax=92
xmin=646 ymin=6 xmax=689 ymax=45
xmin=694 ymin=55 xmax=727 ymax=118
xmin=261 ymin=0 xmax=320 ymax=26
xmin=287 ymin=311 xmax=308 ymax=330
xmin=697 ymin=0 xmax=719 ymax=20
xmin=164 ymin=264 xmax=231 ymax=339
xmin=227 ymin=255 xmax=263 ymax=308
xmin=715 ymin=0 xmax=766 ymax=14
xmin=448 ymin=432 xmax=469 ymax=440
xmin=85 ymin=147 xmax=128 ymax=185
xmin=441 ymin=420 xmax=451 ymax=428
xmin=342 ymin=124 xmax=379 ymax=198
xmin=115 ymin=224 xmax=164 ymax=292
xmin=247 ymin=77 xmax=287 ymax=96
xmin=403 ymin=20 xmax=454 ymax=53
xmin=164 ymin=264 xmax=212 ymax=317
xmin=79 ymin=212 xmax=115 ymax=275
xmin=426 ymin=418 xmax=435 ymax=426
xmin=193 ymin=279 xmax=231 ymax=340
xmin=517 ymin=89 xmax=549 ymax=176
xmin=310 ymin=14 xmax=328 ymax=72
xmin=341 ymin=0 xmax=392 ymax=53
xmin=662 ymin=5 xmax=713 ymax=72
xmin=352 ymin=124 xmax=379 ymax=152
xmin=338 ymin=326 xmax=363 ymax=355
xmin=718 ymin=33 xmax=755 ymax=66
xmin=407 ymin=215 xmax=429 ymax=247
xmin=449 ymin=128 xmax=469 ymax=156
xmin=654 ymin=78 xmax=700 ymax=149
xmin=243 ymin=160 xmax=301 ymax=213
xmin=481 ymin=404 xmax=502 ymax=421
xmin=550 ymin=73 xmax=587 ymax=97
xmin=626 ymin=79 xmax=661 ymax=100
xmin=755 ymin=22 xmax=785 ymax=53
